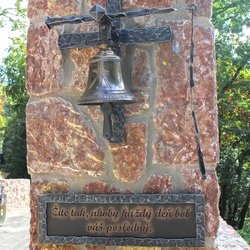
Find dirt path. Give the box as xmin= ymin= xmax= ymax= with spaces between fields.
xmin=0 ymin=208 xmax=30 ymax=250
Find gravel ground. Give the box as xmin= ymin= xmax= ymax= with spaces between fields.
xmin=0 ymin=208 xmax=30 ymax=250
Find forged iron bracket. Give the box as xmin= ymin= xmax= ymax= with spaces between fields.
xmin=45 ymin=1 xmax=205 ymax=179
xmin=45 ymin=0 xmax=173 ymax=144
xmin=45 ymin=1 xmax=173 ymax=50
xmin=57 ymin=26 xmax=172 ymax=50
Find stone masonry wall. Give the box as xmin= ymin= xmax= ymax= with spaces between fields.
xmin=0 ymin=179 xmax=30 ymax=209
xmin=26 ymin=0 xmax=220 ymax=249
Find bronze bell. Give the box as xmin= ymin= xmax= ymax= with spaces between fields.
xmin=78 ymin=46 xmax=136 ymax=105
xmin=78 ymin=46 xmax=136 ymax=143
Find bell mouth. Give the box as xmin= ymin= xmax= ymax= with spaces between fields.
xmin=78 ymin=90 xmax=137 ymax=105
xmin=78 ymin=46 xmax=137 ymax=106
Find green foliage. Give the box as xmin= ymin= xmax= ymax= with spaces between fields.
xmin=0 ymin=35 xmax=28 ymax=116
xmin=0 ymin=1 xmax=29 ymax=178
xmin=238 ymin=216 xmax=250 ymax=245
xmin=2 ymin=116 xmax=28 ymax=178
xmin=0 ymin=0 xmax=27 ymax=30
xmin=212 ymin=0 xmax=250 ymax=231
xmin=0 ymin=84 xmax=7 ymax=151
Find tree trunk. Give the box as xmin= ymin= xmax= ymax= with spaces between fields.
xmin=219 ymin=184 xmax=227 ymax=217
xmin=232 ymin=202 xmax=238 ymax=227
xmin=228 ymin=203 xmax=234 ymax=226
xmin=238 ymin=184 xmax=250 ymax=230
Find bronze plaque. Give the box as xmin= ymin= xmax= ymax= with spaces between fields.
xmin=38 ymin=194 xmax=205 ymax=247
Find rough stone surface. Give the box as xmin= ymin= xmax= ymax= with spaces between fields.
xmin=70 ymin=47 xmax=98 ymax=90
xmin=181 ymin=168 xmax=220 ymax=238
xmin=132 ymin=15 xmax=156 ymax=28
xmin=40 ymin=182 xmax=69 ymax=194
xmin=216 ymin=217 xmax=250 ymax=250
xmin=28 ymin=0 xmax=82 ymax=19
xmin=119 ymin=248 xmax=161 ymax=250
xmin=0 ymin=179 xmax=30 ymax=209
xmin=153 ymin=21 xmax=218 ymax=165
xmin=26 ymin=23 xmax=63 ymax=96
xmin=85 ymin=246 xmax=105 ymax=250
xmin=86 ymin=0 xmax=176 ymax=9
xmin=30 ymin=180 xmax=70 ymax=250
xmin=83 ymin=181 xmax=131 ymax=194
xmin=122 ymin=0 xmax=176 ymax=9
xmin=86 ymin=105 xmax=103 ymax=119
xmin=86 ymin=0 xmax=107 ymax=9
xmin=143 ymin=174 xmax=173 ymax=193
xmin=73 ymin=22 xmax=99 ymax=34
xmin=26 ymin=97 xmax=105 ymax=176
xmin=186 ymin=0 xmax=212 ymax=18
xmin=132 ymin=48 xmax=152 ymax=88
xmin=27 ymin=0 xmax=221 ymax=248
xmin=125 ymin=92 xmax=150 ymax=116
xmin=111 ymin=123 xmax=147 ymax=183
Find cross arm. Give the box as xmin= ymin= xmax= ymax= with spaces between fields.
xmin=46 ymin=6 xmax=178 ymax=29
xmin=45 ymin=15 xmax=94 ymax=29
xmin=58 ymin=26 xmax=172 ymax=50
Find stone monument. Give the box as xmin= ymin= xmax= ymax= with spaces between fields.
xmin=26 ymin=0 xmax=220 ymax=249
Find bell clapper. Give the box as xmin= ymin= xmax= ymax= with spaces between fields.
xmin=101 ymin=102 xmax=114 ymax=140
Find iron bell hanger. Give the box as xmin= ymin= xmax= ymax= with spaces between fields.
xmin=46 ymin=3 xmax=206 ymax=179
xmin=46 ymin=4 xmax=176 ymax=144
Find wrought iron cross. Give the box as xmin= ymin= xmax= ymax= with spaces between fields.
xmin=46 ymin=0 xmax=174 ymax=144
xmin=46 ymin=1 xmax=173 ymax=51
xmin=46 ymin=1 xmax=206 ymax=179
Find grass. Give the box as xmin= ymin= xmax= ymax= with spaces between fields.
xmin=237 ymin=217 xmax=250 ymax=245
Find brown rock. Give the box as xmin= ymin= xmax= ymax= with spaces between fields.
xmin=86 ymin=0 xmax=106 ymax=8
xmin=181 ymin=168 xmax=220 ymax=238
xmin=28 ymin=0 xmax=82 ymax=19
xmin=41 ymin=182 xmax=69 ymax=194
xmin=73 ymin=22 xmax=99 ymax=34
xmin=26 ymin=24 xmax=63 ymax=96
xmin=87 ymin=0 xmax=176 ymax=10
xmin=85 ymin=246 xmax=105 ymax=250
xmin=83 ymin=181 xmax=131 ymax=194
xmin=110 ymin=123 xmax=147 ymax=183
xmin=125 ymin=92 xmax=150 ymax=116
xmin=0 ymin=179 xmax=30 ymax=209
xmin=86 ymin=106 xmax=103 ymax=119
xmin=70 ymin=47 xmax=98 ymax=91
xmin=153 ymin=21 xmax=218 ymax=165
xmin=216 ymin=217 xmax=250 ymax=249
xmin=143 ymin=174 xmax=173 ymax=193
xmin=131 ymin=15 xmax=156 ymax=28
xmin=26 ymin=97 xmax=105 ymax=176
xmin=132 ymin=48 xmax=152 ymax=88
xmin=30 ymin=180 xmax=69 ymax=250
xmin=30 ymin=180 xmax=44 ymax=250
xmin=119 ymin=248 xmax=160 ymax=250
xmin=122 ymin=0 xmax=176 ymax=9
xmin=186 ymin=0 xmax=212 ymax=18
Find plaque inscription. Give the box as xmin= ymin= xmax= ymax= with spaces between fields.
xmin=38 ymin=194 xmax=205 ymax=247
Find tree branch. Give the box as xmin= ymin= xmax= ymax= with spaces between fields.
xmin=222 ymin=58 xmax=249 ymax=92
xmin=216 ymin=3 xmax=237 ymax=15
